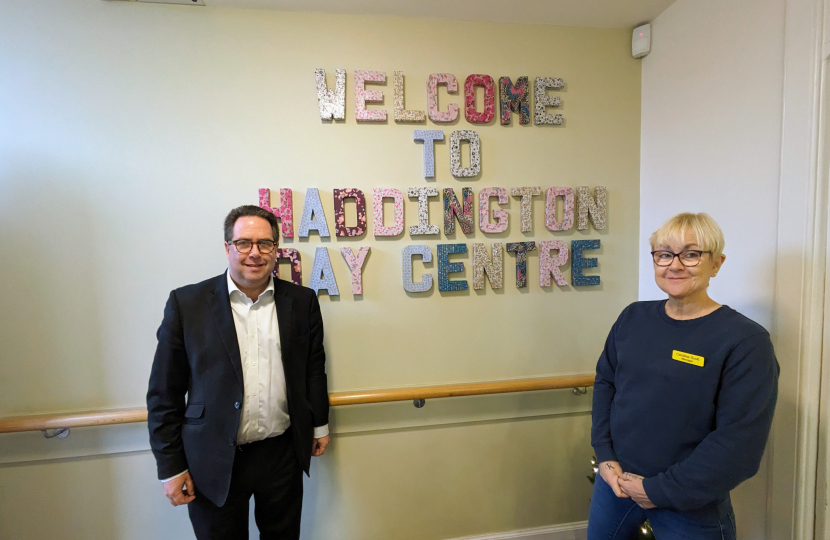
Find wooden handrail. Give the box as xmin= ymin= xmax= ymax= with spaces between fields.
xmin=0 ymin=374 xmax=594 ymax=434
xmin=0 ymin=408 xmax=149 ymax=434
xmin=327 ymin=374 xmax=595 ymax=406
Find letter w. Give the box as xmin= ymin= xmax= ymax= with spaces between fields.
xmin=315 ymin=68 xmax=346 ymax=120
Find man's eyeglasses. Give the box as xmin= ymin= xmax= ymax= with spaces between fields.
xmin=651 ymin=250 xmax=710 ymax=267
xmin=230 ymin=239 xmax=277 ymax=254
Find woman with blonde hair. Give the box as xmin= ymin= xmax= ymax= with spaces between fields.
xmin=587 ymin=213 xmax=779 ymax=540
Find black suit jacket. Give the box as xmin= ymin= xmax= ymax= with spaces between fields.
xmin=147 ymin=272 xmax=329 ymax=507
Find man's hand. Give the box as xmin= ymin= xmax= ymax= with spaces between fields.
xmin=619 ymin=472 xmax=655 ymax=509
xmin=163 ymin=471 xmax=195 ymax=506
xmin=598 ymin=461 xmax=630 ymax=498
xmin=311 ymin=435 xmax=330 ymax=456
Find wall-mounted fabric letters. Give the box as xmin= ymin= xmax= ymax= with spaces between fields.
xmin=449 ymin=130 xmax=481 ymax=178
xmin=534 ymin=77 xmax=564 ymax=125
xmin=571 ymin=239 xmax=601 ymax=286
xmin=259 ymin=187 xmax=294 ymax=239
xmin=274 ymin=248 xmax=302 ymax=286
xmin=472 ymin=242 xmax=503 ymax=290
xmin=354 ymin=70 xmax=387 ymax=122
xmin=413 ymin=130 xmax=444 ymax=178
xmin=437 ymin=243 xmax=468 ymax=291
xmin=408 ymin=187 xmax=440 ymax=235
xmin=443 ymin=187 xmax=474 ymax=235
xmin=499 ymin=76 xmax=530 ymax=125
xmin=308 ymin=247 xmax=340 ymax=295
xmin=478 ymin=187 xmax=509 ymax=233
xmin=511 ymin=187 xmax=542 ymax=232
xmin=402 ymin=245 xmax=433 ymax=293
xmin=507 ymin=242 xmax=537 ymax=288
xmin=539 ymin=240 xmax=569 ymax=287
xmin=576 ymin=186 xmax=607 ymax=230
xmin=298 ymin=188 xmax=330 ymax=238
xmin=464 ymin=74 xmax=495 ymax=124
xmin=427 ymin=73 xmax=459 ymax=123
xmin=372 ymin=188 xmax=404 ymax=237
xmin=314 ymin=68 xmax=346 ymax=121
xmin=333 ymin=188 xmax=367 ymax=237
xmin=545 ymin=187 xmax=574 ymax=232
xmin=394 ymin=71 xmax=426 ymax=123
xmin=340 ymin=246 xmax=370 ymax=295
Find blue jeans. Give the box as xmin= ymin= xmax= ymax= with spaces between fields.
xmin=587 ymin=476 xmax=737 ymax=540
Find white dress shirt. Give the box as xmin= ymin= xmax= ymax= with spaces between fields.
xmin=161 ymin=272 xmax=328 ymax=483
xmin=228 ymin=272 xmax=291 ymax=444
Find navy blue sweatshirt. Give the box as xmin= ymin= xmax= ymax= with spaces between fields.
xmin=591 ymin=301 xmax=779 ymax=512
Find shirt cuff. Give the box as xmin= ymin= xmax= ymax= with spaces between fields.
xmin=313 ymin=425 xmax=329 ymax=439
xmin=161 ymin=470 xmax=188 ymax=483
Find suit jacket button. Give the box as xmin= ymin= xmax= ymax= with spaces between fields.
xmin=229 ymin=439 xmax=236 ymax=446
xmin=234 ymin=402 xmax=241 ymax=409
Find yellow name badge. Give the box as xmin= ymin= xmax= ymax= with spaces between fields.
xmin=672 ymin=350 xmax=705 ymax=367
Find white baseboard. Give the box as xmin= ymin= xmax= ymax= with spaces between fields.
xmin=444 ymin=522 xmax=588 ymax=540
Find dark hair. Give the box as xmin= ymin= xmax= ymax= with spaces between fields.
xmin=224 ymin=205 xmax=280 ymax=243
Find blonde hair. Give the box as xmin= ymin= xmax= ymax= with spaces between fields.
xmin=649 ymin=213 xmax=725 ymax=259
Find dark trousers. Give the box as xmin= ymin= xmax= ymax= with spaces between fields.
xmin=587 ymin=475 xmax=737 ymax=540
xmin=188 ymin=430 xmax=303 ymax=540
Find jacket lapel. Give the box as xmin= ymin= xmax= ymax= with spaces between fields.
xmin=208 ymin=272 xmax=244 ymax=386
xmin=273 ymin=279 xmax=293 ymax=370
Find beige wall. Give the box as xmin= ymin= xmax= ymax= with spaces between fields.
xmin=0 ymin=1 xmax=641 ymax=538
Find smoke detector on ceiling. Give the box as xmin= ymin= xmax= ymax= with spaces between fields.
xmin=105 ymin=0 xmax=206 ymax=6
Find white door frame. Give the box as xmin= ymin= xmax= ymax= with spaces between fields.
xmin=769 ymin=0 xmax=826 ymax=538
xmin=813 ymin=4 xmax=830 ymax=537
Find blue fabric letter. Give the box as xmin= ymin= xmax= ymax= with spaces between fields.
xmin=437 ymin=244 xmax=468 ymax=292
xmin=308 ymin=247 xmax=339 ymax=295
xmin=413 ymin=130 xmax=444 ymax=178
xmin=299 ymin=188 xmax=330 ymax=237
xmin=571 ymin=239 xmax=600 ymax=286
xmin=402 ymin=245 xmax=433 ymax=293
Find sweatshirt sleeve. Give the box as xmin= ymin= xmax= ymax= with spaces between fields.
xmin=591 ymin=316 xmax=621 ymax=464
xmin=643 ymin=332 xmax=779 ymax=511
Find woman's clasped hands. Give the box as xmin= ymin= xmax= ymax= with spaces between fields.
xmin=598 ymin=461 xmax=656 ymax=509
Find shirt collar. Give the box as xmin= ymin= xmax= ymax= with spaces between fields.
xmin=226 ymin=270 xmax=274 ymax=300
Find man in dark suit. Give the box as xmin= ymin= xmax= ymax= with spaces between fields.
xmin=147 ymin=205 xmax=330 ymax=540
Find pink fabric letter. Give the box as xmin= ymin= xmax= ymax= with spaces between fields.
xmin=539 ymin=240 xmax=569 ymax=287
xmin=479 ymin=188 xmax=509 ymax=233
xmin=427 ymin=73 xmax=459 ymax=123
xmin=545 ymin=187 xmax=575 ymax=231
xmin=464 ymin=74 xmax=495 ymax=124
xmin=372 ymin=188 xmax=404 ymax=237
xmin=340 ymin=246 xmax=371 ymax=295
xmin=354 ymin=70 xmax=387 ymax=122
xmin=259 ymin=188 xmax=294 ymax=239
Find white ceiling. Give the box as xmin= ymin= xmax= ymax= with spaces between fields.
xmin=204 ymin=0 xmax=677 ymax=29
